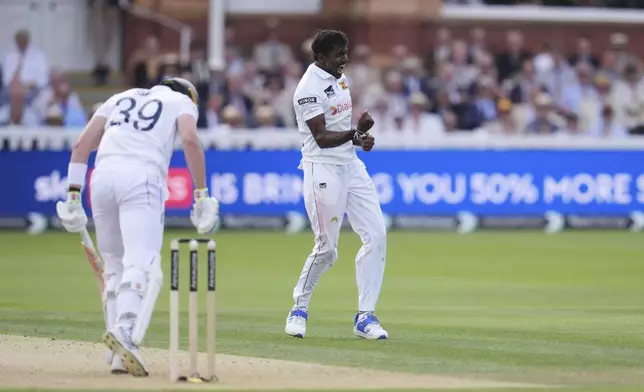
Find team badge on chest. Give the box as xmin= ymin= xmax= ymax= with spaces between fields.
xmin=324 ymin=85 xmax=335 ymax=98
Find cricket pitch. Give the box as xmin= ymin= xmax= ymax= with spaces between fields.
xmin=0 ymin=334 xmax=546 ymax=390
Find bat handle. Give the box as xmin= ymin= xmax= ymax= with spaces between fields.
xmin=80 ymin=227 xmax=91 ymax=245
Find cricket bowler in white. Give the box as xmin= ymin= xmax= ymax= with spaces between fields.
xmin=285 ymin=30 xmax=388 ymax=340
xmin=56 ymin=77 xmax=220 ymax=376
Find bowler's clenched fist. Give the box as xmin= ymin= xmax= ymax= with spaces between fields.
xmin=357 ymin=111 xmax=374 ymax=133
xmin=361 ymin=134 xmax=375 ymax=152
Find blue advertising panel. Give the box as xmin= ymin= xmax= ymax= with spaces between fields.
xmin=2 ymin=149 xmax=644 ymax=217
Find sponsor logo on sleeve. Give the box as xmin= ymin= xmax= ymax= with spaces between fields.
xmin=297 ymin=97 xmax=317 ymax=105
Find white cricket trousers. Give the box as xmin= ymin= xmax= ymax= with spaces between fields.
xmin=292 ymin=160 xmax=387 ymax=312
xmin=89 ymin=160 xmax=166 ymax=336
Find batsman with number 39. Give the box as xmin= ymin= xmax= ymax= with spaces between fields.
xmin=55 ymin=77 xmax=220 ymax=377
xmin=286 ymin=30 xmax=389 ymax=340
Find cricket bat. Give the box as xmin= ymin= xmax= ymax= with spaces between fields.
xmin=80 ymin=227 xmax=105 ymax=295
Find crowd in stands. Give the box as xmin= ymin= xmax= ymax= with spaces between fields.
xmin=191 ymin=25 xmax=644 ymax=137
xmin=0 ymin=30 xmax=88 ymax=128
xmin=2 ymin=0 xmax=644 ymax=138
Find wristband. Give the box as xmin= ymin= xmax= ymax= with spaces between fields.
xmin=194 ymin=188 xmax=209 ymax=201
xmin=352 ymin=131 xmax=363 ymax=145
xmin=355 ymin=127 xmax=368 ymax=138
xmin=67 ymin=162 xmax=88 ymax=189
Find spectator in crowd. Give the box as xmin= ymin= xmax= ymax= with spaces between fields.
xmin=568 ymin=36 xmax=599 ymax=69
xmin=126 ymin=35 xmax=163 ymax=88
xmin=611 ymin=61 xmax=644 ymax=134
xmin=431 ymin=88 xmax=455 ymax=118
xmin=454 ymin=84 xmax=484 ymax=130
xmin=205 ymin=93 xmax=223 ymax=130
xmin=350 ymin=86 xmax=367 ymax=126
xmin=536 ymin=45 xmax=578 ymax=108
xmin=296 ymin=37 xmax=315 ymax=71
xmin=506 ymin=58 xmax=540 ymax=104
xmin=240 ymin=61 xmax=267 ymax=102
xmin=468 ymin=28 xmax=488 ymax=62
xmin=1 ymin=29 xmax=49 ymax=125
xmin=560 ymin=61 xmax=596 ymax=116
xmin=598 ymin=49 xmax=621 ymax=83
xmin=609 ymin=32 xmax=636 ymax=75
xmin=224 ymin=46 xmax=245 ymax=76
xmin=283 ymin=60 xmax=304 ymax=91
xmin=475 ymin=52 xmax=498 ymax=89
xmin=589 ymin=104 xmax=628 ymax=137
xmin=344 ymin=44 xmax=381 ymax=93
xmin=560 ymin=112 xmax=583 ymax=136
xmin=221 ymin=74 xmax=255 ymax=127
xmin=263 ymin=74 xmax=285 ymax=103
xmin=443 ymin=111 xmax=460 ymax=132
xmin=390 ymin=45 xmax=410 ymax=72
xmin=377 ymin=70 xmax=408 ymax=119
xmin=43 ymin=103 xmax=65 ymax=126
xmin=513 ymin=85 xmax=544 ymax=131
xmin=220 ymin=105 xmax=246 ymax=129
xmin=252 ymin=24 xmax=293 ymax=76
xmin=402 ymin=92 xmax=445 ymax=135
xmin=369 ymin=95 xmax=398 ymax=133
xmin=254 ymin=105 xmax=282 ymax=130
xmin=484 ymin=98 xmax=518 ymax=134
xmin=474 ymin=77 xmax=498 ymax=123
xmin=451 ymin=40 xmax=478 ymax=89
xmin=272 ymin=61 xmax=303 ymax=127
xmin=588 ymin=73 xmax=616 ymax=126
xmin=525 ymin=93 xmax=560 ymax=134
xmin=495 ymin=30 xmax=531 ymax=83
xmin=400 ymin=56 xmax=431 ymax=98
xmin=433 ymin=27 xmax=453 ymax=65
xmin=33 ymin=68 xmax=86 ymax=127
xmin=533 ymin=43 xmax=555 ymax=74
xmin=432 ymin=62 xmax=461 ymax=105
xmin=158 ymin=54 xmax=182 ymax=80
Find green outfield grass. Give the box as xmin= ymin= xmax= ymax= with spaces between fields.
xmin=0 ymin=230 xmax=643 ymax=391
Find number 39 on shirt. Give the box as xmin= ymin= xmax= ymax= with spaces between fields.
xmin=108 ymin=97 xmax=163 ymax=132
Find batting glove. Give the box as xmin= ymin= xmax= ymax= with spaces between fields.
xmin=55 ymin=191 xmax=88 ymax=233
xmin=190 ymin=188 xmax=220 ymax=234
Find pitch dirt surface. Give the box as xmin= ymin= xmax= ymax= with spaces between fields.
xmin=0 ymin=335 xmax=545 ymax=390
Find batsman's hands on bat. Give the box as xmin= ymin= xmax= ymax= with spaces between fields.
xmin=190 ymin=188 xmax=220 ymax=234
xmin=56 ymin=191 xmax=88 ymax=233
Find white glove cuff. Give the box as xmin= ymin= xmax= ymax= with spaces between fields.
xmin=67 ymin=162 xmax=88 ymax=189
xmin=194 ymin=188 xmax=209 ymax=201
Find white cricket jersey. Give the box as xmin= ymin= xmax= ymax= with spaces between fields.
xmin=293 ymin=63 xmax=357 ymax=165
xmin=93 ymin=85 xmax=198 ymax=176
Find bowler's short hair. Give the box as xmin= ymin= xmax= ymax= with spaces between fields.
xmin=311 ymin=30 xmax=349 ymax=58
